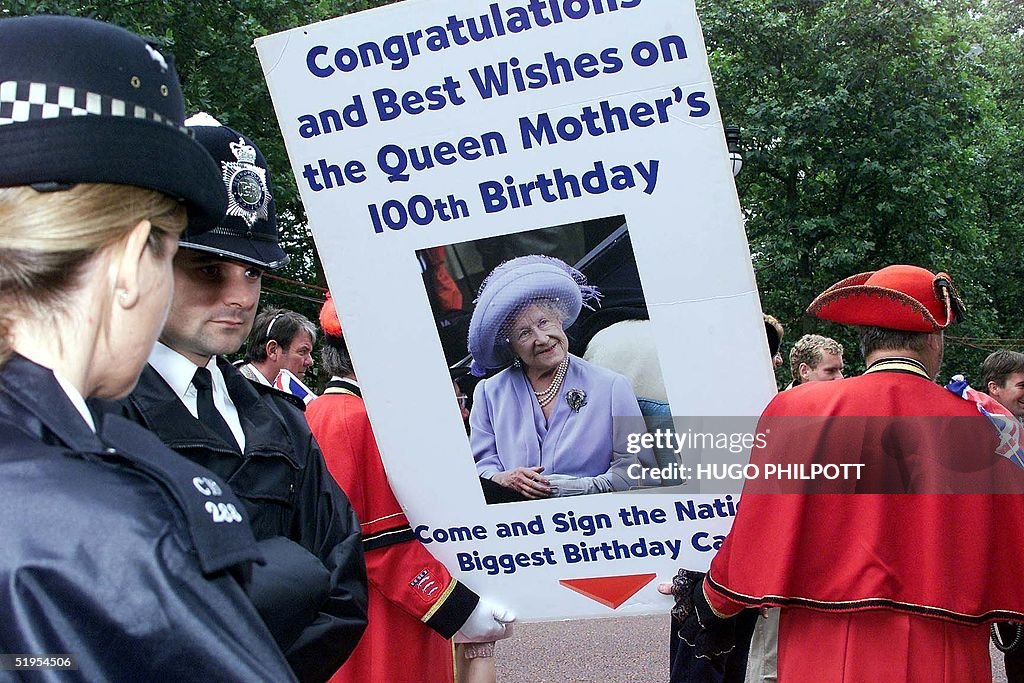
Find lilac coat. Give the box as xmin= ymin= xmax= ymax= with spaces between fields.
xmin=470 ymin=355 xmax=655 ymax=495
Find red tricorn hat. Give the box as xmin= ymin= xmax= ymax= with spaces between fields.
xmin=807 ymin=265 xmax=965 ymax=332
xmin=319 ymin=291 xmax=343 ymax=338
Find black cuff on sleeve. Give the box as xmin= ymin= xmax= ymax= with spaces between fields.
xmin=425 ymin=581 xmax=479 ymax=639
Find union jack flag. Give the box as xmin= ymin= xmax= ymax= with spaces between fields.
xmin=274 ymin=369 xmax=316 ymax=405
xmin=946 ymin=374 xmax=1024 ymax=470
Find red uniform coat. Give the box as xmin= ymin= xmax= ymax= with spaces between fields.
xmin=307 ymin=380 xmax=478 ymax=683
xmin=423 ymin=246 xmax=463 ymax=313
xmin=705 ymin=361 xmax=1024 ymax=681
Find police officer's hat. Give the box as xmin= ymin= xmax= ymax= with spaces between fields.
xmin=0 ymin=16 xmax=225 ymax=231
xmin=180 ymin=115 xmax=288 ymax=270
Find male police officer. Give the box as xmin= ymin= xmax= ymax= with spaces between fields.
xmin=96 ymin=115 xmax=367 ymax=682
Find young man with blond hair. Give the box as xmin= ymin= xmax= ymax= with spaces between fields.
xmin=788 ymin=334 xmax=845 ymax=386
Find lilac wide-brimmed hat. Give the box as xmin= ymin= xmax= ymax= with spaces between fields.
xmin=467 ymin=255 xmax=600 ymax=376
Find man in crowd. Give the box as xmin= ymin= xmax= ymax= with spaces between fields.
xmin=982 ymin=349 xmax=1024 ymax=419
xmin=676 ymin=265 xmax=1024 ymax=681
xmin=93 ymin=115 xmax=367 ymax=682
xmin=239 ymin=307 xmax=317 ymax=386
xmin=239 ymin=307 xmax=318 ymax=403
xmin=788 ymin=333 xmax=844 ymax=387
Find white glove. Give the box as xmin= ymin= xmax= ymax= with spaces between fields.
xmin=454 ymin=598 xmax=516 ymax=643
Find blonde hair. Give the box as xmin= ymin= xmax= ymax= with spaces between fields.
xmin=789 ymin=334 xmax=844 ymax=382
xmin=0 ymin=183 xmax=186 ymax=364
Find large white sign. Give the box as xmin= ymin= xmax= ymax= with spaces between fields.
xmin=257 ymin=0 xmax=776 ymax=620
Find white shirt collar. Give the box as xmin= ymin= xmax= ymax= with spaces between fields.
xmin=147 ymin=342 xmax=245 ymax=450
xmin=148 ymin=342 xmax=228 ymax=401
xmin=149 ymin=341 xmax=203 ymax=401
xmin=240 ymin=362 xmax=273 ymax=386
xmin=53 ymin=370 xmax=96 ymax=433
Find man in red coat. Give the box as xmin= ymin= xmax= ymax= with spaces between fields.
xmin=677 ymin=265 xmax=1024 ymax=681
xmin=307 ymin=293 xmax=514 ymax=683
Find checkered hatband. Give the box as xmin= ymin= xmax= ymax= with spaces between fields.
xmin=0 ymin=80 xmax=188 ymax=134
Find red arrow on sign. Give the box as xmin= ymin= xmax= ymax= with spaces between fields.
xmin=559 ymin=573 xmax=657 ymax=609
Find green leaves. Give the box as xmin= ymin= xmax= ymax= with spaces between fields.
xmin=700 ymin=0 xmax=1024 ymax=384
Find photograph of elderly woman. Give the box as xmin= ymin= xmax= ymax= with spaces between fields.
xmin=420 ymin=216 xmax=674 ymax=505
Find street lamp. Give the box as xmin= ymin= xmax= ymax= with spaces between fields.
xmin=725 ymin=125 xmax=743 ymax=177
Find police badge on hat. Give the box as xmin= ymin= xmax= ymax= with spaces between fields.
xmin=221 ymin=137 xmax=270 ymax=227
xmin=183 ymin=117 xmax=288 ymax=269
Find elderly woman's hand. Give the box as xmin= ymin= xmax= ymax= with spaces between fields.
xmin=491 ymin=467 xmax=552 ymax=499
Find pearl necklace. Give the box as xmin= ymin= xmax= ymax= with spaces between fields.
xmin=533 ymin=357 xmax=569 ymax=408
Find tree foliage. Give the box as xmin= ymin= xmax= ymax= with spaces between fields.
xmin=699 ymin=0 xmax=1024 ymax=383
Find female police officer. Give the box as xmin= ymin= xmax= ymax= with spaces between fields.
xmin=0 ymin=16 xmax=294 ymax=681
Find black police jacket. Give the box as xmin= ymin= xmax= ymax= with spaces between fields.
xmin=0 ymin=353 xmax=295 ymax=682
xmin=96 ymin=359 xmax=369 ymax=683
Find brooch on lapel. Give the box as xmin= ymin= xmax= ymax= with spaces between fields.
xmin=565 ymin=388 xmax=587 ymax=413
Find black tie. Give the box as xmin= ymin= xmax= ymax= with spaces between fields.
xmin=192 ymin=367 xmax=240 ymax=452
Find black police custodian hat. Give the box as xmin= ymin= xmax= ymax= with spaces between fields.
xmin=181 ymin=116 xmax=288 ymax=270
xmin=0 ymin=15 xmax=226 ymax=231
